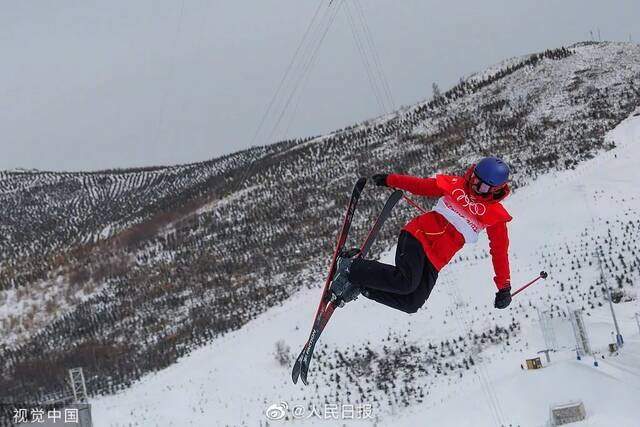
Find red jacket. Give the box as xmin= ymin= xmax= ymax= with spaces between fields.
xmin=387 ymin=172 xmax=512 ymax=290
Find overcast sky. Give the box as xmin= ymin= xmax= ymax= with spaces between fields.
xmin=1 ymin=1 xmax=638 ymax=171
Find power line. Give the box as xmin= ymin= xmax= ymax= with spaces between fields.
xmin=281 ymin=1 xmax=346 ymax=141
xmin=344 ymin=0 xmax=388 ymax=114
xmin=353 ymin=0 xmax=395 ymax=110
xmin=267 ymin=1 xmax=343 ymax=144
xmin=236 ymin=1 xmax=339 ymax=194
xmin=249 ymin=1 xmax=327 ymax=147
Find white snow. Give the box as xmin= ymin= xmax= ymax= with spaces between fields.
xmin=90 ymin=110 xmax=640 ymax=426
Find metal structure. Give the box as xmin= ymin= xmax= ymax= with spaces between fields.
xmin=68 ymin=367 xmax=93 ymax=427
xmin=603 ymin=281 xmax=624 ymax=347
xmin=550 ymin=400 xmax=586 ymax=426
xmin=69 ymin=368 xmax=88 ymax=403
xmin=582 ymin=184 xmax=625 ymax=349
xmin=538 ymin=308 xmax=558 ymax=351
xmin=596 ymin=248 xmax=624 ymax=348
xmin=537 ymin=349 xmax=552 ymax=364
xmin=569 ymin=309 xmax=592 ymax=357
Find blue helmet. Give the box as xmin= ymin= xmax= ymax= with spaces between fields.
xmin=473 ymin=157 xmax=510 ymax=187
xmin=469 ymin=157 xmax=509 ymax=198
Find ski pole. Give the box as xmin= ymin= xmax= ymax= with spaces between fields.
xmin=402 ymin=193 xmax=429 ymax=214
xmin=511 ymin=271 xmax=548 ymax=298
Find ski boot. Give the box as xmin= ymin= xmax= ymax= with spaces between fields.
xmin=330 ymin=248 xmax=361 ymax=307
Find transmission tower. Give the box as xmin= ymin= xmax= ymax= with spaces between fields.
xmin=69 ymin=368 xmax=88 ymax=403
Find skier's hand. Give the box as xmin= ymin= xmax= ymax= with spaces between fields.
xmin=494 ymin=286 xmax=512 ymax=309
xmin=372 ymin=174 xmax=389 ymax=187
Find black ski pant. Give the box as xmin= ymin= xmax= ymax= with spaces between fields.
xmin=348 ymin=231 xmax=438 ymax=314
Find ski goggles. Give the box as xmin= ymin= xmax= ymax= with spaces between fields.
xmin=470 ymin=173 xmax=505 ymax=196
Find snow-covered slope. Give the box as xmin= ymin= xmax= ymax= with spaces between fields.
xmin=90 ymin=109 xmax=640 ymax=426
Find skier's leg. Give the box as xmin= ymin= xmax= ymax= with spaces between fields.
xmin=363 ymin=259 xmax=438 ymax=313
xmin=348 ymin=231 xmax=424 ymax=295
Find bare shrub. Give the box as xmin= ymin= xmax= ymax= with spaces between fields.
xmin=44 ymin=299 xmax=59 ymax=316
xmin=274 ymin=340 xmax=291 ymax=367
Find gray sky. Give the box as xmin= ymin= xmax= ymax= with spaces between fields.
xmin=1 ymin=1 xmax=638 ymax=171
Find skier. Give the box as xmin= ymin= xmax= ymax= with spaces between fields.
xmin=330 ymin=157 xmax=513 ymax=312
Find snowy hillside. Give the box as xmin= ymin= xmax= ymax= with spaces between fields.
xmin=89 ymin=107 xmax=640 ymax=426
xmin=2 ymin=42 xmax=640 ymax=405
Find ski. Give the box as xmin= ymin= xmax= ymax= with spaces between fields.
xmin=292 ymin=189 xmax=402 ymax=385
xmin=291 ymin=177 xmax=366 ymax=385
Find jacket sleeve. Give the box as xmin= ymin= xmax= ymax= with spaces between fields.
xmin=386 ymin=174 xmax=443 ymax=198
xmin=486 ymin=221 xmax=511 ymax=290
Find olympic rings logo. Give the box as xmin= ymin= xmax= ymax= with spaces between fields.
xmin=452 ymin=188 xmax=486 ymax=216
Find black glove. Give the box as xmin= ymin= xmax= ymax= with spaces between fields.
xmin=494 ymin=286 xmax=512 ymax=309
xmin=371 ymin=174 xmax=389 ymax=187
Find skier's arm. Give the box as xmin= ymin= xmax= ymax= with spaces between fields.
xmin=486 ymin=221 xmax=511 ymax=290
xmin=386 ymin=175 xmax=443 ymax=198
